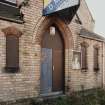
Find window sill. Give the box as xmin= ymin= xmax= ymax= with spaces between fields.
xmin=4 ymin=67 xmax=19 ymax=73
xmin=81 ymin=68 xmax=88 ymax=72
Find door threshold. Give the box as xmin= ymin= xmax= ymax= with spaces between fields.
xmin=40 ymin=91 xmax=63 ymax=97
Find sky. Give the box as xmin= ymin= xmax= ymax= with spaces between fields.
xmin=85 ymin=0 xmax=105 ymax=37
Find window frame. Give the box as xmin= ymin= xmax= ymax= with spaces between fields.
xmin=93 ymin=46 xmax=100 ymax=72
xmin=81 ymin=42 xmax=89 ymax=71
xmin=0 ymin=0 xmax=24 ymax=23
xmin=72 ymin=50 xmax=81 ymax=70
xmin=2 ymin=26 xmax=22 ymax=73
xmin=5 ymin=35 xmax=19 ymax=73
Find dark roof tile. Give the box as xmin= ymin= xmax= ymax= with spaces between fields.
xmin=80 ymin=28 xmax=105 ymax=42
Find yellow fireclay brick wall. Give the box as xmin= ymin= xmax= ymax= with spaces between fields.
xmin=0 ymin=0 xmax=104 ymax=102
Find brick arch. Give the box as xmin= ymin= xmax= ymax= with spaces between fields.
xmin=2 ymin=26 xmax=22 ymax=37
xmin=35 ymin=16 xmax=73 ymax=49
xmin=93 ymin=44 xmax=100 ymax=49
xmin=81 ymin=41 xmax=89 ymax=48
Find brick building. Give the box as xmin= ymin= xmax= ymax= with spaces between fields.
xmin=0 ymin=0 xmax=105 ymax=103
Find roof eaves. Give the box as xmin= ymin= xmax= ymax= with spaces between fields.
xmin=79 ymin=28 xmax=105 ymax=42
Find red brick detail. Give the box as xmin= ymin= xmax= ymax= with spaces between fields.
xmin=2 ymin=26 xmax=22 ymax=37
xmin=35 ymin=16 xmax=73 ymax=49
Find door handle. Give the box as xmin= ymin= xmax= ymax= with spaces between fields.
xmin=53 ymin=65 xmax=54 ymax=71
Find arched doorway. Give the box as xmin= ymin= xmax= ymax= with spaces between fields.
xmin=40 ymin=25 xmax=64 ymax=94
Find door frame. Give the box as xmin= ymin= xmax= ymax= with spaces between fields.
xmin=34 ymin=17 xmax=73 ymax=95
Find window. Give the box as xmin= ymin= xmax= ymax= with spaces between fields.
xmin=94 ymin=47 xmax=99 ymax=71
xmin=0 ymin=0 xmax=23 ymax=22
xmin=72 ymin=51 xmax=81 ymax=70
xmin=2 ymin=26 xmax=22 ymax=73
xmin=81 ymin=42 xmax=88 ymax=70
xmin=5 ymin=35 xmax=19 ymax=73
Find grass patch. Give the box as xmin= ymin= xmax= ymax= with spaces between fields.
xmin=30 ymin=88 xmax=105 ymax=105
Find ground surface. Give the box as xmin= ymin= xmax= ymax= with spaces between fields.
xmin=30 ymin=89 xmax=105 ymax=105
xmin=1 ymin=89 xmax=105 ymax=105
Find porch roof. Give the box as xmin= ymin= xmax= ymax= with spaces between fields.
xmin=43 ymin=0 xmax=80 ymax=16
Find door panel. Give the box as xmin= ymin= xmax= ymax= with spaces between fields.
xmin=40 ymin=48 xmax=52 ymax=94
xmin=52 ymin=50 xmax=64 ymax=91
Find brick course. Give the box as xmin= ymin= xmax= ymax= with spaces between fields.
xmin=0 ymin=0 xmax=104 ymax=103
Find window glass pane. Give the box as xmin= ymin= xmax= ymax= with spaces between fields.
xmin=81 ymin=45 xmax=87 ymax=69
xmin=94 ymin=48 xmax=99 ymax=70
xmin=6 ymin=35 xmax=19 ymax=73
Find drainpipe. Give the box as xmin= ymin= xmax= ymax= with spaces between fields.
xmin=102 ymin=42 xmax=105 ymax=88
